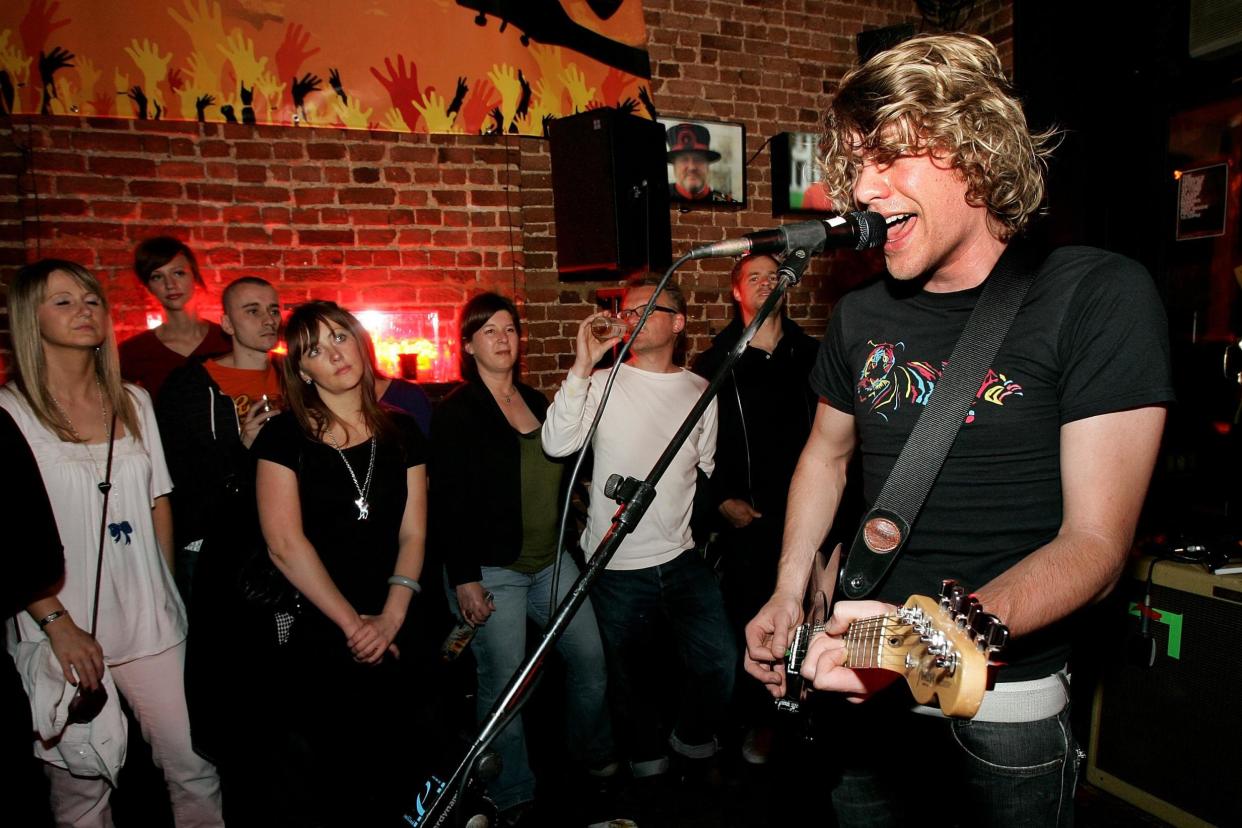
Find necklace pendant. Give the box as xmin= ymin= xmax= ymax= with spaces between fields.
xmin=355 ymin=496 xmax=370 ymax=521
xmin=97 ymin=481 xmax=112 ymax=495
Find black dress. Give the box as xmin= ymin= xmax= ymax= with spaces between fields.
xmin=252 ymin=410 xmax=428 ymax=826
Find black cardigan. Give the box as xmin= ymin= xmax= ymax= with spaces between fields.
xmin=430 ymin=380 xmax=569 ymax=587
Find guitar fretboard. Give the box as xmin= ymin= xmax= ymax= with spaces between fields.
xmin=842 ymin=613 xmax=909 ymax=672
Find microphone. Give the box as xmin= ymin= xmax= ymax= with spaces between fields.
xmin=687 ymin=211 xmax=887 ymax=260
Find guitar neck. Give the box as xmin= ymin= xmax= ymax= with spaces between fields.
xmin=841 ymin=613 xmax=908 ymax=673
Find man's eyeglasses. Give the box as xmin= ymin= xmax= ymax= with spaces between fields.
xmin=617 ymin=306 xmax=678 ymax=323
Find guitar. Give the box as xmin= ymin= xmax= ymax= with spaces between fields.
xmin=778 ymin=549 xmax=1008 ymax=719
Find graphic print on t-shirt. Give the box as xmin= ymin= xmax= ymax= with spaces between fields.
xmin=857 ymin=340 xmax=1023 ymax=423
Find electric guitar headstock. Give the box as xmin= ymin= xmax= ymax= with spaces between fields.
xmin=783 ymin=579 xmax=1009 ymax=718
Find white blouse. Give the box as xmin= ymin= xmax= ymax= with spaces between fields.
xmin=2 ymin=384 xmax=186 ymax=664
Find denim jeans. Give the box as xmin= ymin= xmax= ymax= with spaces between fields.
xmin=829 ymin=683 xmax=1079 ymax=827
xmin=591 ymin=549 xmax=737 ymax=768
xmin=448 ymin=554 xmax=612 ymax=812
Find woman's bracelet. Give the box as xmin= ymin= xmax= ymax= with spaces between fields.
xmin=37 ymin=609 xmax=68 ymax=629
xmin=387 ymin=575 xmax=422 ymax=594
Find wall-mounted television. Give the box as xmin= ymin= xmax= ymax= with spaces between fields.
xmin=771 ymin=131 xmax=835 ymax=215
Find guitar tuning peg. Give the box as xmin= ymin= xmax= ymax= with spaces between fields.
xmin=946 ymin=583 xmax=966 ymax=615
xmin=971 ymin=612 xmax=1009 ymax=654
xmin=962 ymin=596 xmax=982 ymax=628
xmin=939 ymin=579 xmax=958 ymax=600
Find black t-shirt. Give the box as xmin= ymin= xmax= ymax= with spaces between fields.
xmin=253 ymin=410 xmax=427 ymax=641
xmin=811 ymin=245 xmax=1175 ymax=679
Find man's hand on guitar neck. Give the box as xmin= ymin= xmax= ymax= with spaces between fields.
xmin=743 ymin=592 xmax=803 ymax=698
xmin=800 ymin=599 xmax=902 ymax=699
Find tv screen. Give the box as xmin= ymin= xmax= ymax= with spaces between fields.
xmin=771 ymin=131 xmax=835 ymax=215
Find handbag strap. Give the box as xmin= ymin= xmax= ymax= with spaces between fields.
xmin=87 ymin=413 xmax=118 ymax=637
xmin=839 ymin=244 xmax=1040 ymax=599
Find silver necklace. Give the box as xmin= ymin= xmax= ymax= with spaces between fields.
xmin=49 ymin=377 xmax=113 ymax=495
xmin=325 ymin=430 xmax=376 ymax=520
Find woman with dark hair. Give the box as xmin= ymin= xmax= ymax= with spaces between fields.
xmin=430 ymin=292 xmax=613 ymax=823
xmin=1 ymin=259 xmax=222 ymax=826
xmin=119 ymin=236 xmax=229 ymax=397
xmin=253 ymin=300 xmax=428 ymax=824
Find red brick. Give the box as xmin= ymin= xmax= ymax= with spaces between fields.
xmin=158 ymin=161 xmax=206 ymax=179
xmin=339 ymin=188 xmax=395 ymax=205
xmin=234 ymin=186 xmax=289 ymax=203
xmin=141 ymin=202 xmax=176 ymax=220
xmin=59 ymin=176 xmax=126 ymax=196
xmin=92 ymin=201 xmax=138 ymax=219
xmin=237 ymin=165 xmax=268 ymax=183
xmin=299 ymin=229 xmax=355 ymax=246
xmin=307 ymin=143 xmax=348 ymax=160
xmin=223 ymin=206 xmax=263 ymax=223
xmin=274 ymin=143 xmax=304 ymax=159
xmin=235 ymin=143 xmax=273 ymax=160
xmin=227 ymin=226 xmax=272 ymax=244
xmin=88 ymin=156 xmax=159 ymax=177
xmin=73 ymin=132 xmax=145 ymax=152
xmin=295 ymin=187 xmax=336 ymax=206
xmin=243 ymin=248 xmax=283 ymax=266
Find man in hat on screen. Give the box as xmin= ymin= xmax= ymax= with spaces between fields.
xmin=667 ymin=122 xmax=737 ymax=203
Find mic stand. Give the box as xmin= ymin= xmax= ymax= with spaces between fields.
xmin=402 ymin=249 xmax=815 ymax=827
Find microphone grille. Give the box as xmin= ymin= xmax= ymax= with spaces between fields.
xmin=853 ymin=211 xmax=887 ymax=250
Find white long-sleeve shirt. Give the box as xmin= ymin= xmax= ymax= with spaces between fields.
xmin=542 ymin=364 xmax=717 ymax=570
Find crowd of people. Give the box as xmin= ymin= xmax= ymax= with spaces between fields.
xmin=4 ymin=32 xmax=1173 ymax=828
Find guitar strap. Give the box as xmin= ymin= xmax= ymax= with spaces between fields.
xmin=838 ymin=242 xmax=1041 ymax=599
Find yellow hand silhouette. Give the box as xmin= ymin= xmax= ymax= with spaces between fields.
xmin=487 ymin=63 xmax=521 ymax=126
xmin=530 ymin=77 xmax=565 ymax=118
xmin=113 ymin=68 xmax=130 ymax=96
xmin=185 ymin=50 xmax=215 ymax=92
xmin=560 ymin=64 xmax=596 ymax=112
xmin=528 ymin=42 xmax=565 ymax=110
xmin=76 ymin=54 xmax=101 ymax=100
xmin=412 ymin=89 xmax=459 ymax=133
xmin=333 ymin=96 xmax=373 ymax=130
xmin=124 ymin=38 xmax=171 ymax=91
xmin=168 ymin=0 xmax=226 ymax=87
xmin=254 ymin=71 xmax=286 ymax=120
xmin=217 ymin=27 xmax=267 ymax=87
xmin=0 ymin=30 xmax=33 ymax=112
xmin=381 ymin=108 xmax=410 ymax=133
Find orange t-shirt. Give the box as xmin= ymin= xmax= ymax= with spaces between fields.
xmin=204 ymin=361 xmax=282 ymax=418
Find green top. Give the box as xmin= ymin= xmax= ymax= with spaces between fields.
xmin=507 ymin=428 xmax=561 ymax=573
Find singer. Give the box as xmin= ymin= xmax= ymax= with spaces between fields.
xmin=743 ymin=33 xmax=1173 ymax=825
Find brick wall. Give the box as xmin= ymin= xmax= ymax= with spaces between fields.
xmin=0 ymin=1 xmax=1013 ymax=392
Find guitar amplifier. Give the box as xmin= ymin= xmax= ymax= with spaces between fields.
xmin=1087 ymin=556 xmax=1242 ymax=827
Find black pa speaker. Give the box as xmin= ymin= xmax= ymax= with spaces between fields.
xmin=1087 ymin=556 xmax=1242 ymax=827
xmin=548 ymin=109 xmax=671 ymax=279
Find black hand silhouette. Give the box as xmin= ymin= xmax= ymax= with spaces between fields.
xmin=515 ymin=68 xmax=532 ymax=119
xmin=153 ymin=99 xmax=163 ymax=120
xmin=240 ymin=82 xmax=256 ymax=124
xmin=0 ymin=70 xmax=14 ymax=116
xmin=638 ymin=86 xmax=657 ymax=120
xmin=541 ymin=112 xmax=554 ymax=138
xmin=39 ymin=46 xmax=75 ymax=115
xmin=615 ymin=96 xmax=638 ymax=116
xmin=292 ymin=72 xmax=322 ymax=123
xmin=195 ymin=93 xmax=215 ymax=122
xmin=220 ymin=104 xmax=237 ymax=123
xmin=328 ymin=68 xmax=347 ymax=104
xmin=486 ymin=105 xmax=505 ymax=135
xmin=447 ymin=76 xmax=467 ymax=118
xmin=125 ymin=85 xmax=149 ymax=120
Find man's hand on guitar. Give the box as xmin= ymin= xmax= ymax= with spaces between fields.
xmin=800 ymin=599 xmax=901 ymax=699
xmin=743 ymin=592 xmax=803 ymax=698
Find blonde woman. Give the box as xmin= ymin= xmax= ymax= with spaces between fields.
xmin=2 ymin=259 xmax=222 ymax=827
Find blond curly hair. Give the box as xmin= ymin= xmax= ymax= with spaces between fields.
xmin=820 ymin=33 xmax=1058 ymax=240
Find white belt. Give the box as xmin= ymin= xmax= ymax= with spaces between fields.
xmin=913 ymin=670 xmax=1069 ymax=723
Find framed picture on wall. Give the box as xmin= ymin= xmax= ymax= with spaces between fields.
xmin=658 ymin=117 xmax=746 ymax=207
xmin=771 ymin=131 xmax=836 ymax=215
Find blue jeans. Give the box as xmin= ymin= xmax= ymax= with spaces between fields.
xmin=830 ymin=685 xmax=1079 ymax=827
xmin=591 ymin=549 xmax=736 ymax=767
xmin=448 ymin=555 xmax=612 ymax=811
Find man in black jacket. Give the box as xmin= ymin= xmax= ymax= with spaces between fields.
xmin=155 ymin=276 xmax=283 ymax=823
xmin=692 ymin=253 xmax=820 ymax=763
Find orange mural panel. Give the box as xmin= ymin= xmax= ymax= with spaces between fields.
xmin=0 ymin=0 xmax=654 ymax=135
